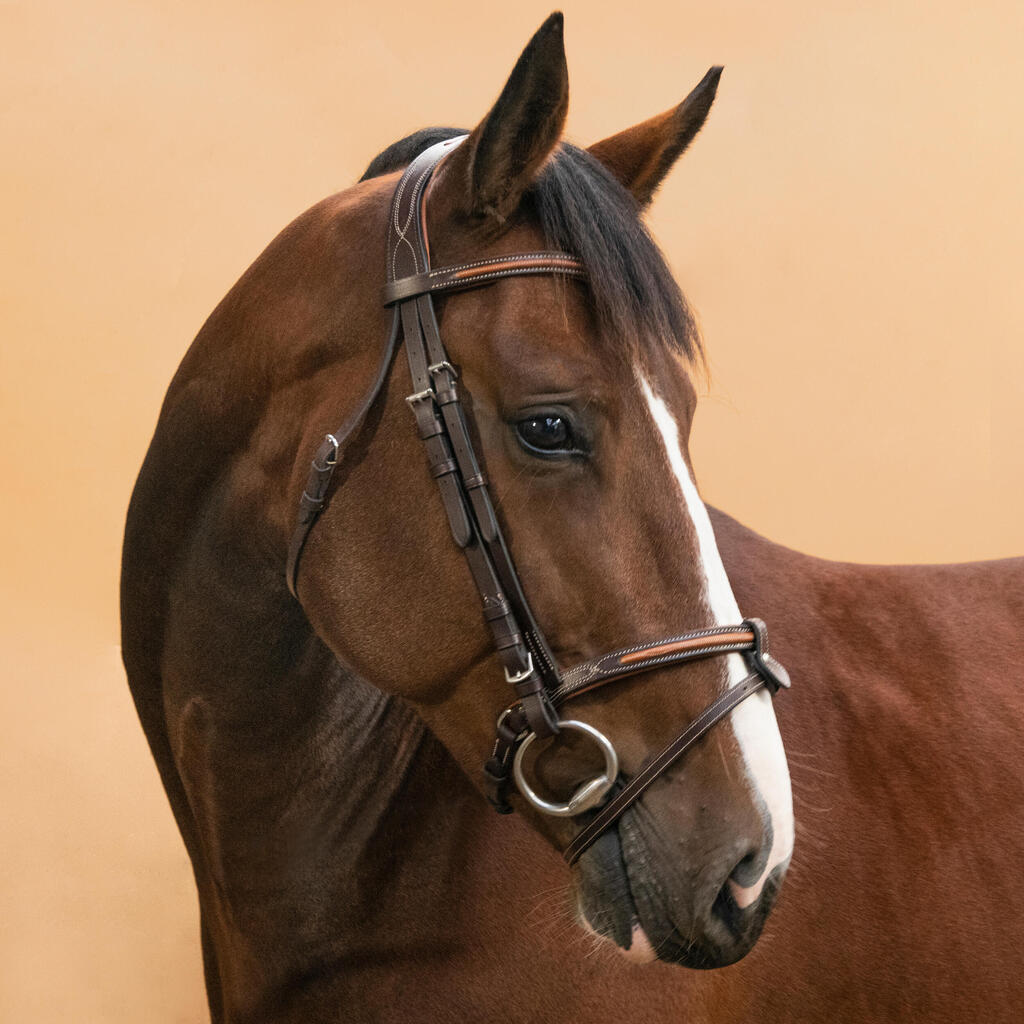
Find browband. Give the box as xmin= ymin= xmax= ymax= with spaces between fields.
xmin=384 ymin=253 xmax=586 ymax=305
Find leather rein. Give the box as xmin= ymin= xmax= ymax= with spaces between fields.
xmin=285 ymin=137 xmax=790 ymax=867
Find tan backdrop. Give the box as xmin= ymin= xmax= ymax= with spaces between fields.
xmin=2 ymin=0 xmax=1021 ymax=1020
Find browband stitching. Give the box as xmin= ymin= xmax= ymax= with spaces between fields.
xmin=437 ymin=265 xmax=585 ymax=288
xmin=428 ymin=252 xmax=584 ymax=278
xmin=385 ymin=258 xmax=586 ymax=305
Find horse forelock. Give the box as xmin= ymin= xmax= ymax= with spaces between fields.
xmin=363 ymin=128 xmax=703 ymax=365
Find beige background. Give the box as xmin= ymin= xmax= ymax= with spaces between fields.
xmin=2 ymin=1 xmax=1021 ymax=1020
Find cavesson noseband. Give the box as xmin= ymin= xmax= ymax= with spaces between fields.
xmin=286 ymin=137 xmax=790 ymax=867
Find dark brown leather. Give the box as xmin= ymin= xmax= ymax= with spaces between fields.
xmin=285 ymin=309 xmax=402 ymax=597
xmin=484 ymin=618 xmax=788 ymax=833
xmin=387 ymin=138 xmax=577 ymax=738
xmin=286 ymin=136 xmax=791 ymax=863
xmin=560 ymin=618 xmax=788 ymax=864
xmin=562 ymin=671 xmax=768 ymax=866
xmin=383 ymin=253 xmax=585 ymax=305
xmin=551 ymin=626 xmax=760 ymax=703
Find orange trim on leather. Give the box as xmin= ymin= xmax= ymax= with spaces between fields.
xmin=617 ymin=630 xmax=754 ymax=666
xmin=452 ymin=257 xmax=584 ymax=280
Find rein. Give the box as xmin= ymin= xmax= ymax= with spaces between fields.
xmin=285 ymin=137 xmax=790 ymax=867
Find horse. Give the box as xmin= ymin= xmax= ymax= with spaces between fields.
xmin=121 ymin=13 xmax=1024 ymax=1023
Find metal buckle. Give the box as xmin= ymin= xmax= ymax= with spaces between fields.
xmin=504 ymin=652 xmax=534 ymax=686
xmin=494 ymin=706 xmax=526 ymax=746
xmin=312 ymin=433 xmax=340 ymax=472
xmin=428 ymin=360 xmax=458 ymax=380
xmin=405 ymin=389 xmax=435 ymax=406
xmin=513 ymin=720 xmax=619 ymax=818
xmin=323 ymin=433 xmax=339 ymax=466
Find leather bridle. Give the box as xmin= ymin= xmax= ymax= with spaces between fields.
xmin=286 ymin=137 xmax=790 ymax=867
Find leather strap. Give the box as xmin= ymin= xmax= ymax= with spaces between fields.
xmin=384 ymin=253 xmax=586 ymax=305
xmin=553 ymin=626 xmax=761 ymax=703
xmin=562 ymin=672 xmax=768 ymax=866
xmin=285 ymin=308 xmax=402 ymax=597
xmin=558 ymin=618 xmax=788 ymax=863
xmin=484 ymin=629 xmax=755 ymax=810
xmin=385 ymin=138 xmax=583 ymax=736
xmin=484 ymin=619 xmax=789 ymax=860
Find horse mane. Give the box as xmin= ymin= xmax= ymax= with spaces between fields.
xmin=361 ymin=128 xmax=702 ymax=364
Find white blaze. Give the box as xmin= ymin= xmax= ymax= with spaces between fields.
xmin=638 ymin=374 xmax=793 ymax=907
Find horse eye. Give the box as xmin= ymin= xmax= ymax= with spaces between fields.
xmin=516 ymin=414 xmax=575 ymax=455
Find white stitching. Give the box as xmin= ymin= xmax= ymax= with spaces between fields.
xmin=552 ymin=628 xmax=753 ymax=697
xmin=390 ymin=160 xmax=433 ymax=279
xmin=553 ymin=641 xmax=752 ymax=704
xmin=425 ymin=252 xmax=582 ymax=278
xmin=602 ymin=626 xmax=749 ymax=662
xmin=432 ymin=266 xmax=585 ymax=289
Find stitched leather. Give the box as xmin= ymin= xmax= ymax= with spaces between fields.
xmin=552 ymin=627 xmax=759 ymax=703
xmin=384 ymin=253 xmax=585 ymax=305
xmin=562 ymin=672 xmax=768 ymax=866
xmin=484 ymin=618 xmax=789 ymax=832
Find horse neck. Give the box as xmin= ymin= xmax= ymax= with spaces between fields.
xmin=121 ymin=170 xmax=511 ymax=1009
xmin=155 ymin=543 xmax=497 ymax=1011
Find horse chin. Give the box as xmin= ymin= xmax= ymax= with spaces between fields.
xmin=574 ymin=819 xmax=783 ymax=969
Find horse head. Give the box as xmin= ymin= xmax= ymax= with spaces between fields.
xmin=288 ymin=14 xmax=794 ymax=967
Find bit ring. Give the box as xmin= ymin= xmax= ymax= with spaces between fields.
xmin=513 ymin=720 xmax=618 ymax=818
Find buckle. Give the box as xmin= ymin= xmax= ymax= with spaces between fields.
xmin=323 ymin=433 xmax=339 ymax=466
xmin=495 ymin=705 xmax=528 ymax=746
xmin=428 ymin=360 xmax=458 ymax=380
xmin=405 ymin=389 xmax=435 ymax=406
xmin=504 ymin=652 xmax=534 ymax=685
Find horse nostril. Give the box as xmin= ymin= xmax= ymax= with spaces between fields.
xmin=722 ymin=831 xmax=776 ymax=912
xmin=729 ymin=846 xmax=767 ymax=889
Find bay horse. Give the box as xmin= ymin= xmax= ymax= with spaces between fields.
xmin=121 ymin=13 xmax=1024 ymax=1023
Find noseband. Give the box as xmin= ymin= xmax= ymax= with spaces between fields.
xmin=286 ymin=137 xmax=790 ymax=867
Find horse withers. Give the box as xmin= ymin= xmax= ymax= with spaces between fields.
xmin=121 ymin=12 xmax=1024 ymax=1023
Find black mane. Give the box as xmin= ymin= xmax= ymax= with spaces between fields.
xmin=361 ymin=129 xmax=701 ymax=362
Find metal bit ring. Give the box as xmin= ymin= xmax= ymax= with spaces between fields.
xmin=512 ymin=720 xmax=618 ymax=818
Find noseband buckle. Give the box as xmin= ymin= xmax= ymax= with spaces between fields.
xmin=512 ymin=720 xmax=619 ymax=818
xmin=504 ymin=652 xmax=534 ymax=686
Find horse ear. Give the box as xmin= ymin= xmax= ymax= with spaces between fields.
xmin=432 ymin=12 xmax=569 ymax=223
xmin=588 ymin=66 xmax=723 ymax=208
